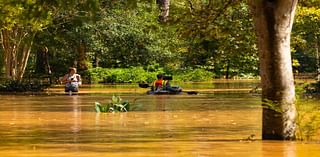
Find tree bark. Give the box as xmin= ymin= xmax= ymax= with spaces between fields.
xmin=36 ymin=46 xmax=51 ymax=75
xmin=226 ymin=60 xmax=230 ymax=79
xmin=77 ymin=41 xmax=88 ymax=71
xmin=1 ymin=28 xmax=35 ymax=81
xmin=315 ymin=37 xmax=320 ymax=81
xmin=248 ymin=0 xmax=298 ymax=140
xmin=17 ymin=34 xmax=35 ymax=81
xmin=157 ymin=0 xmax=170 ymax=23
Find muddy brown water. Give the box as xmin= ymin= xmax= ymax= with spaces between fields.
xmin=0 ymin=81 xmax=319 ymax=156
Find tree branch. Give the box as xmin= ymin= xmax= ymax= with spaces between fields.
xmin=211 ymin=0 xmax=239 ymax=24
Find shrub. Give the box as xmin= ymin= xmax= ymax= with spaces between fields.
xmin=174 ymin=68 xmax=214 ymax=82
xmin=86 ymin=67 xmax=165 ymax=84
xmin=0 ymin=80 xmax=50 ymax=92
xmin=85 ymin=67 xmax=215 ymax=83
xmin=304 ymin=81 xmax=320 ymax=95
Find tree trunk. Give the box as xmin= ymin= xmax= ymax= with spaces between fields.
xmin=93 ymin=53 xmax=100 ymax=68
xmin=156 ymin=0 xmax=170 ymax=23
xmin=248 ymin=0 xmax=298 ymax=140
xmin=1 ymin=29 xmax=14 ymax=79
xmin=36 ymin=46 xmax=51 ymax=75
xmin=77 ymin=41 xmax=88 ymax=71
xmin=226 ymin=60 xmax=230 ymax=79
xmin=1 ymin=28 xmax=35 ymax=82
xmin=315 ymin=37 xmax=320 ymax=81
xmin=16 ymin=35 xmax=34 ymax=81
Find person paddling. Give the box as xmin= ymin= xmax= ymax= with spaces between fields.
xmin=152 ymin=73 xmax=181 ymax=93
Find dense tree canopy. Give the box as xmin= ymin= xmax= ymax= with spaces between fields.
xmin=0 ymin=0 xmax=99 ymax=80
xmin=0 ymin=0 xmax=319 ymax=81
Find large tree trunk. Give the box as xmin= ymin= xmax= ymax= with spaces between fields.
xmin=248 ymin=0 xmax=298 ymax=140
xmin=156 ymin=0 xmax=170 ymax=23
xmin=1 ymin=28 xmax=35 ymax=81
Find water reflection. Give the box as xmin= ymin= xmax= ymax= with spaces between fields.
xmin=261 ymin=141 xmax=295 ymax=157
xmin=154 ymin=95 xmax=169 ymax=111
xmin=71 ymin=95 xmax=81 ymax=146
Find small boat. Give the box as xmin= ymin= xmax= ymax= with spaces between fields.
xmin=146 ymin=89 xmax=182 ymax=95
xmin=138 ymin=83 xmax=198 ymax=95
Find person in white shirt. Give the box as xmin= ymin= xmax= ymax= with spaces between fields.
xmin=62 ymin=67 xmax=81 ymax=93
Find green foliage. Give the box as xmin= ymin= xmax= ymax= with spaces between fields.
xmin=86 ymin=67 xmax=164 ymax=84
xmin=81 ymin=3 xmax=182 ymax=68
xmin=292 ymin=6 xmax=320 ymax=73
xmin=30 ymin=0 xmax=100 ymax=77
xmin=85 ymin=66 xmax=215 ymax=83
xmin=171 ymin=1 xmax=259 ymax=77
xmin=0 ymin=0 xmax=100 ymax=82
xmin=7 ymin=0 xmax=320 ymax=80
xmin=304 ymin=81 xmax=320 ymax=95
xmin=295 ymin=99 xmax=320 ymax=141
xmin=299 ymin=0 xmax=320 ymax=7
xmin=32 ymin=1 xmax=183 ymax=79
xmin=174 ymin=68 xmax=214 ymax=82
xmin=95 ymin=95 xmax=130 ymax=113
xmin=0 ymin=80 xmax=50 ymax=92
xmin=0 ymin=0 xmax=51 ymax=31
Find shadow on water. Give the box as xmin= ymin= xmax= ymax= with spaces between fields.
xmin=0 ymin=81 xmax=319 ymax=156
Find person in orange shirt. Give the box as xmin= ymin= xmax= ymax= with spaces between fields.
xmin=152 ymin=74 xmax=167 ymax=91
xmin=152 ymin=73 xmax=181 ymax=92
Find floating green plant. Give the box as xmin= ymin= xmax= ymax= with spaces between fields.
xmin=95 ymin=95 xmax=130 ymax=113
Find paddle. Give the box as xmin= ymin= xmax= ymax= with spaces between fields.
xmin=138 ymin=83 xmax=198 ymax=95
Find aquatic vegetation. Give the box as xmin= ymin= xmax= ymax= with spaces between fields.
xmin=295 ymin=99 xmax=320 ymax=141
xmin=95 ymin=95 xmax=130 ymax=113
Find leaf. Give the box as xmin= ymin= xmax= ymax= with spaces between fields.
xmin=112 ymin=95 xmax=122 ymax=104
xmin=95 ymin=102 xmax=101 ymax=112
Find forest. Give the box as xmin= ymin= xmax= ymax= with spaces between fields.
xmin=1 ymin=0 xmax=320 ymax=150
xmin=0 ymin=0 xmax=319 ymax=84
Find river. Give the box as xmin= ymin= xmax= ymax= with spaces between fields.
xmin=0 ymin=80 xmax=319 ymax=156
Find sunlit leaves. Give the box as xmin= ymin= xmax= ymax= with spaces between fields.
xmin=299 ymin=0 xmax=320 ymax=7
xmin=292 ymin=6 xmax=320 ymax=72
xmin=0 ymin=0 xmax=99 ymax=31
xmin=81 ymin=4 xmax=182 ymax=68
xmin=172 ymin=1 xmax=258 ymax=76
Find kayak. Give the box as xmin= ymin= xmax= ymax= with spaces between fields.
xmin=146 ymin=89 xmax=182 ymax=95
xmin=139 ymin=83 xmax=197 ymax=95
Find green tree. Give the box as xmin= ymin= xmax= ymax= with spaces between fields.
xmin=82 ymin=4 xmax=182 ymax=68
xmin=0 ymin=0 xmax=98 ymax=81
xmin=171 ymin=1 xmax=258 ymax=78
xmin=1 ymin=0 xmax=50 ymax=81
